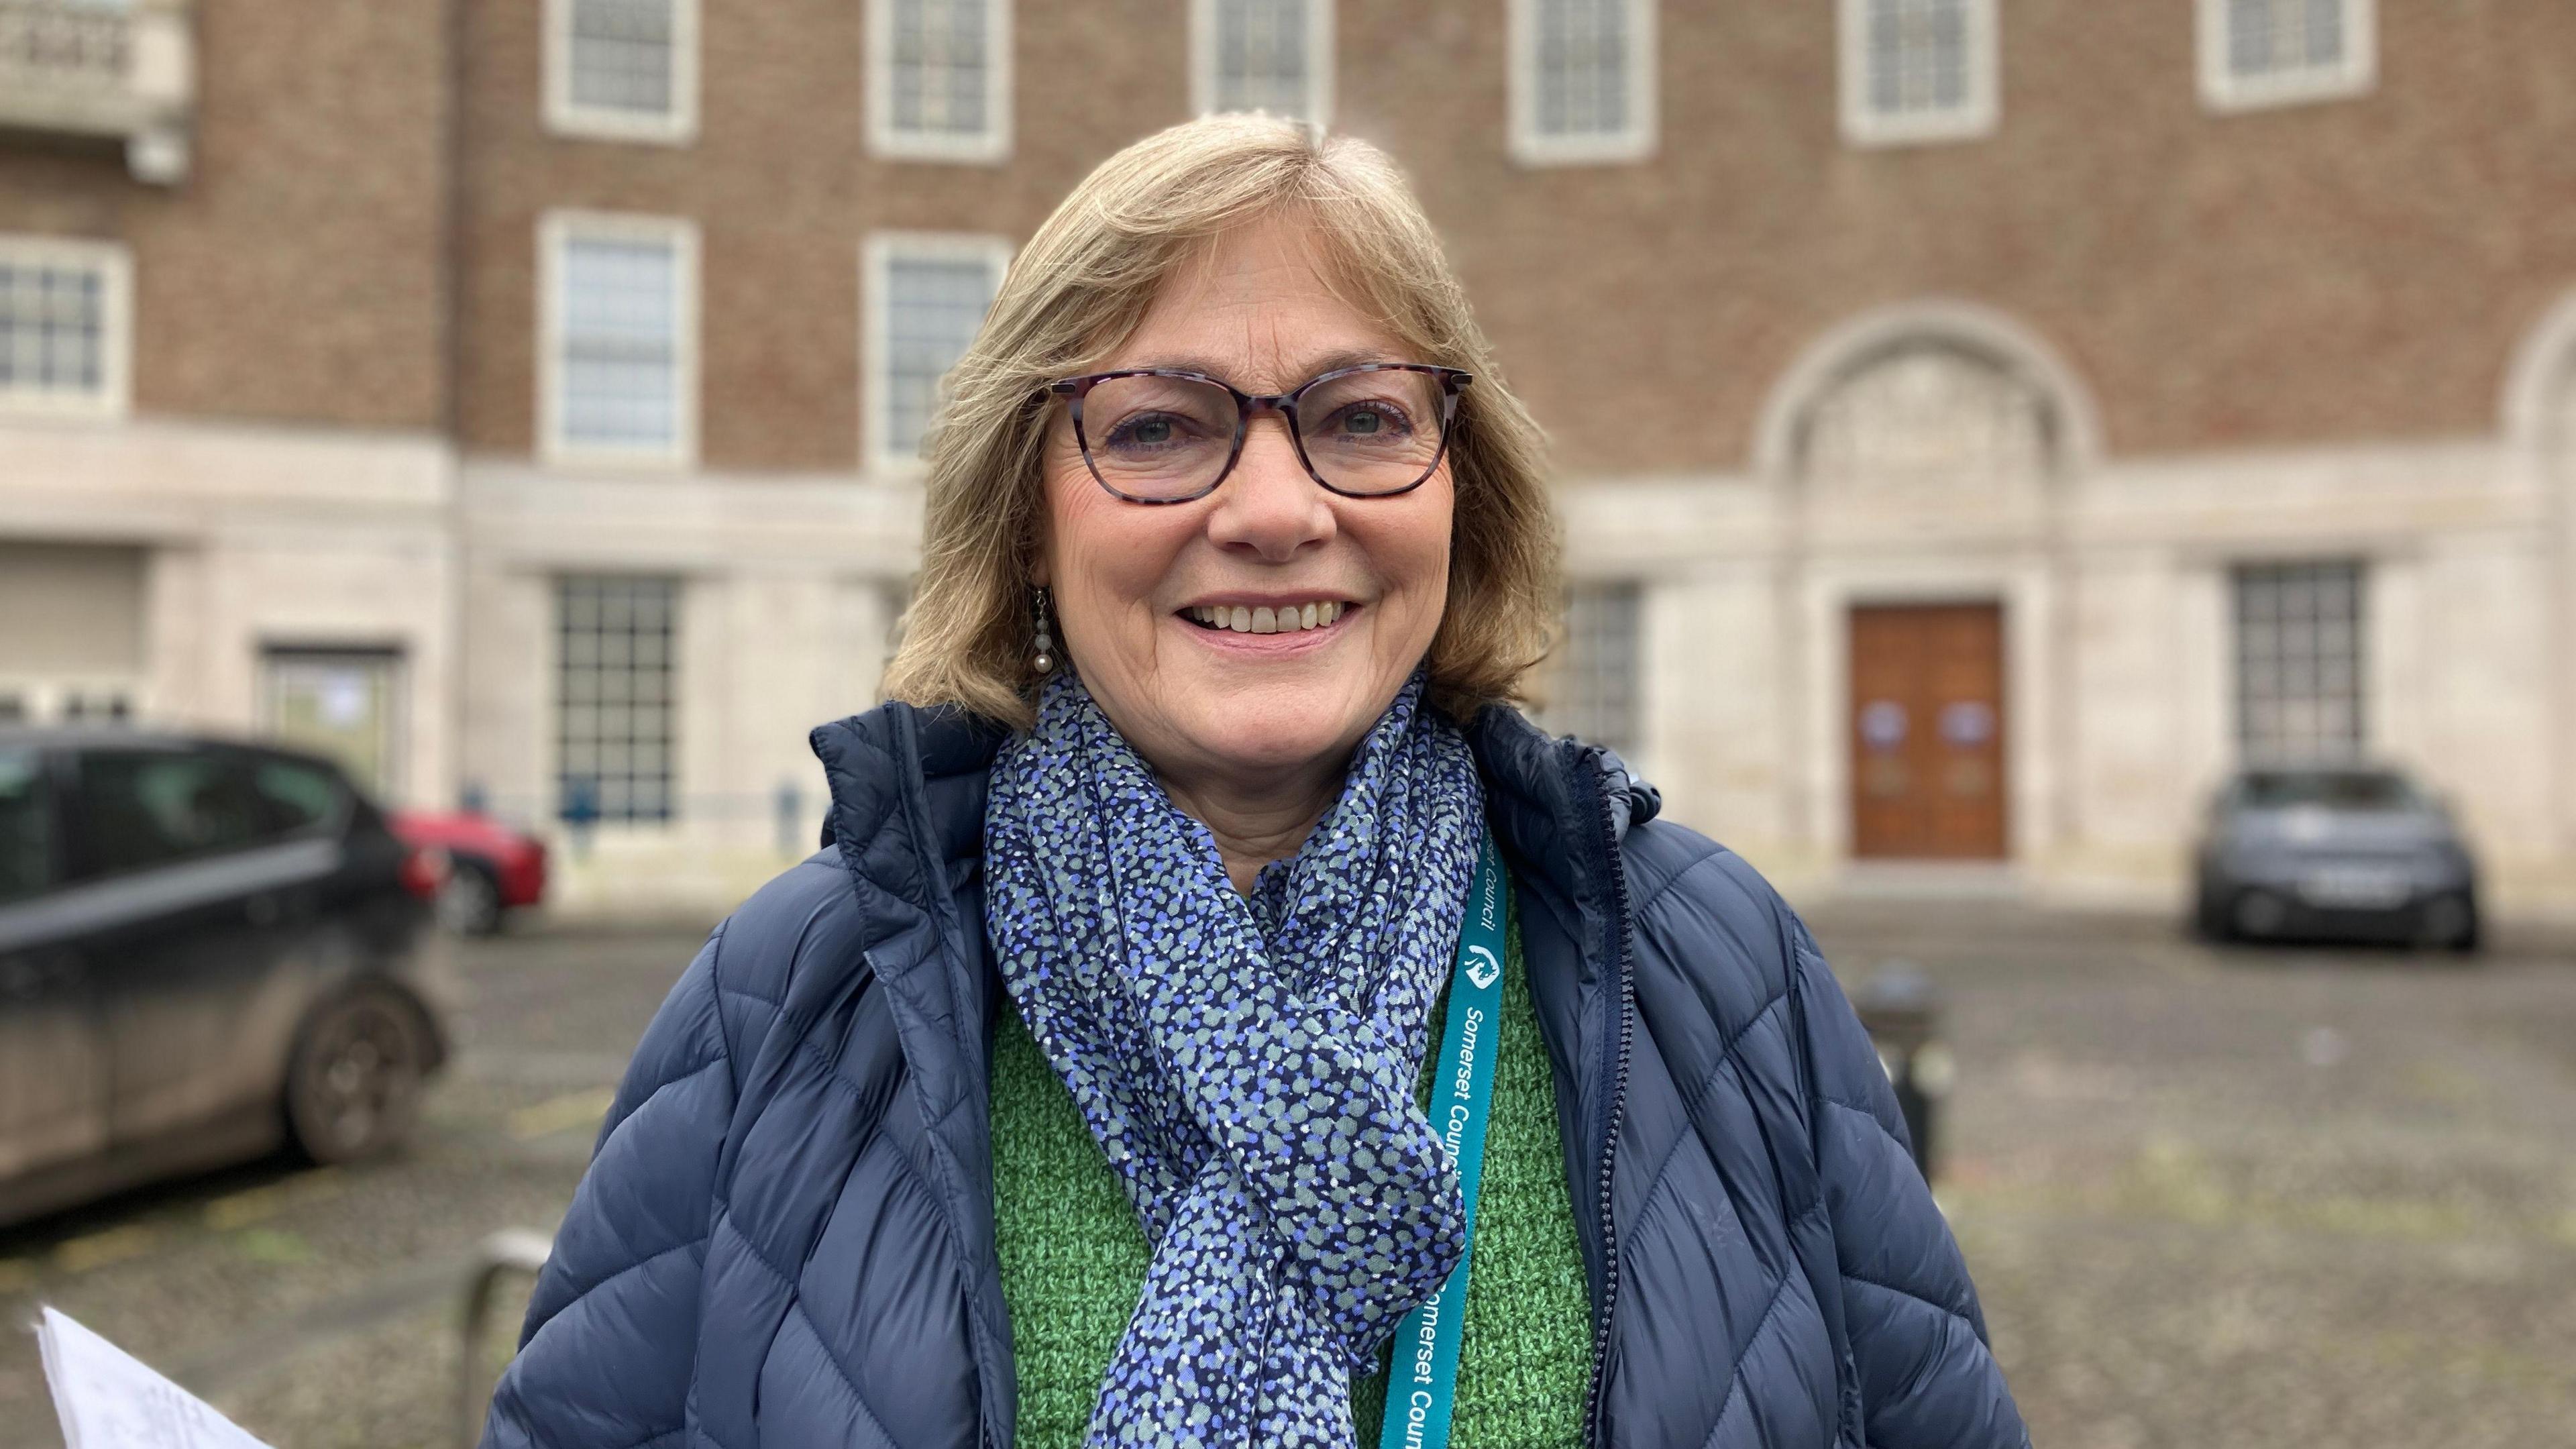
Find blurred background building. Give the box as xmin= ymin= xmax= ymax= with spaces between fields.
xmin=5 ymin=0 xmax=2576 ymax=916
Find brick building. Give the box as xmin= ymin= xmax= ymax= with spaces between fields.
xmin=7 ymin=0 xmax=2576 ymax=914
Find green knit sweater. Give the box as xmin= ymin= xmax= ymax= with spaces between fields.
xmin=989 ymin=914 xmax=1593 ymax=1446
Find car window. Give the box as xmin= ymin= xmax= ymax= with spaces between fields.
xmin=2237 ymin=769 xmax=2418 ymax=811
xmin=74 ymin=750 xmax=271 ymax=877
xmin=253 ymin=757 xmax=345 ymax=834
xmin=0 ymin=748 xmax=50 ymax=903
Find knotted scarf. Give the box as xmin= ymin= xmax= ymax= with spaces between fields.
xmin=983 ymin=669 xmax=1483 ymax=1446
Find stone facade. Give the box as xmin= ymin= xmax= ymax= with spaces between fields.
xmin=9 ymin=0 xmax=2576 ymax=915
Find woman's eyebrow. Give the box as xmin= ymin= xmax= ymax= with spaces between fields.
xmin=1113 ymin=348 xmax=1389 ymax=390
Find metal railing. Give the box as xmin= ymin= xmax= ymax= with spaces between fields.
xmin=0 ymin=0 xmax=129 ymax=91
xmin=453 ymin=1227 xmax=551 ymax=1448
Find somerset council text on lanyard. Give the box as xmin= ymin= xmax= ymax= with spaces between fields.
xmin=1379 ymin=828 xmax=1509 ymax=1449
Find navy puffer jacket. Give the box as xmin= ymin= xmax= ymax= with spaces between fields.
xmin=483 ymin=702 xmax=2027 ymax=1448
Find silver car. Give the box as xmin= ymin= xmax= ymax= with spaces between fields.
xmin=2192 ymin=764 xmax=2479 ymax=951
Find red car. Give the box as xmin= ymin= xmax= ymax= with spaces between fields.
xmin=388 ymin=809 xmax=547 ymax=935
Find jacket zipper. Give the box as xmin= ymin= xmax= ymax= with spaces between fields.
xmin=1579 ymin=766 xmax=1638 ymax=1449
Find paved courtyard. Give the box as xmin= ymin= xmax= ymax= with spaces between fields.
xmin=3 ymin=902 xmax=2571 ymax=1447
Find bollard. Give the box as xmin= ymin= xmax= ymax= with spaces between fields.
xmin=455 ymin=1227 xmax=553 ymax=1448
xmin=775 ymin=779 xmax=805 ymax=857
xmin=1854 ymin=963 xmax=1953 ymax=1183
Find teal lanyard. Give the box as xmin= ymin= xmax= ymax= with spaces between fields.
xmin=1378 ymin=830 xmax=1510 ymax=1449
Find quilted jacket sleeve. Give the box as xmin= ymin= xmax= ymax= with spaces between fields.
xmin=480 ymin=921 xmax=749 ymax=1449
xmin=1789 ymin=917 xmax=2030 ymax=1449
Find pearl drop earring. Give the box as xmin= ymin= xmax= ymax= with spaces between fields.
xmin=1030 ymin=587 xmax=1057 ymax=676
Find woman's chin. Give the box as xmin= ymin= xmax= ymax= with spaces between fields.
xmin=1159 ymin=685 xmax=1381 ymax=779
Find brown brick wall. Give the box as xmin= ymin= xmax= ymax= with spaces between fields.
xmin=0 ymin=0 xmax=453 ymax=430
xmin=453 ymin=0 xmax=2576 ymax=476
xmin=454 ymin=0 xmax=1187 ymax=468
xmin=14 ymin=1 xmax=2572 ymax=468
xmin=1347 ymin=0 xmax=2576 ymax=472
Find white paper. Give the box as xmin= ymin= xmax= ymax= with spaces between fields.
xmin=35 ymin=1307 xmax=274 ymax=1449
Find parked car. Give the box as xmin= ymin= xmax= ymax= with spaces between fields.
xmin=2192 ymin=763 xmax=2479 ymax=951
xmin=388 ymin=808 xmax=547 ymax=936
xmin=0 ymin=727 xmax=454 ymax=1229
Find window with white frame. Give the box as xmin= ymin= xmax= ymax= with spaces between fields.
xmin=0 ymin=236 xmax=130 ymax=419
xmin=2235 ymin=559 xmax=2365 ymax=761
xmin=546 ymin=0 xmax=698 ymax=142
xmin=2199 ymin=0 xmax=2373 ymax=111
xmin=1509 ymin=0 xmax=1656 ymax=165
xmin=1839 ymin=0 xmax=1996 ymax=146
xmin=1538 ymin=581 xmax=1644 ymax=757
xmin=555 ymin=575 xmax=679 ymax=824
xmin=1193 ymin=0 xmax=1332 ymax=127
xmin=869 ymin=0 xmax=1011 ymax=161
xmin=541 ymin=213 xmax=696 ymax=466
xmin=865 ymin=235 xmax=1008 ymax=470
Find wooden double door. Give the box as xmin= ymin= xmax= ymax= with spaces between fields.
xmin=1849 ymin=602 xmax=2008 ymax=859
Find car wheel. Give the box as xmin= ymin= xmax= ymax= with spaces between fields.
xmin=2231 ymin=890 xmax=2289 ymax=941
xmin=286 ymin=987 xmax=428 ymax=1165
xmin=437 ymin=859 xmax=504 ymax=936
xmin=2418 ymin=894 xmax=2479 ymax=954
xmin=2193 ymin=889 xmax=2233 ymax=942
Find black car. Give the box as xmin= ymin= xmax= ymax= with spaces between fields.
xmin=2192 ymin=763 xmax=2479 ymax=951
xmin=0 ymin=727 xmax=455 ymax=1228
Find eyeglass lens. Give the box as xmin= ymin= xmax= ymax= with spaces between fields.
xmin=1079 ymin=370 xmax=1448 ymax=501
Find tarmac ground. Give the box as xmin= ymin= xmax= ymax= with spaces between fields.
xmin=2 ymin=903 xmax=2571 ymax=1447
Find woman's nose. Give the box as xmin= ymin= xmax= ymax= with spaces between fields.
xmin=1206 ymin=415 xmax=1334 ymax=559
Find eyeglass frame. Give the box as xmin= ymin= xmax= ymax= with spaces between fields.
xmin=1043 ymin=362 xmax=1473 ymax=505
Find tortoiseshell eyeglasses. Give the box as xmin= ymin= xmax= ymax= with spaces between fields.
xmin=1045 ymin=363 xmax=1471 ymax=504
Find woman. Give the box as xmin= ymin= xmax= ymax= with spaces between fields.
xmin=484 ymin=116 xmax=2025 ymax=1449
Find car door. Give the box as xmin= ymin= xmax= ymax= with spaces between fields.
xmin=68 ymin=745 xmax=335 ymax=1148
xmin=0 ymin=744 xmax=109 ymax=1194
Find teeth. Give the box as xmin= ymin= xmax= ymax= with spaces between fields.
xmin=1185 ymin=601 xmax=1346 ymax=632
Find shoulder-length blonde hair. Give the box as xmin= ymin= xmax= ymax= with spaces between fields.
xmin=879 ymin=113 xmax=1559 ymax=731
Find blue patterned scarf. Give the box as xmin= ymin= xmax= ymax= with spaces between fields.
xmin=983 ymin=669 xmax=1484 ymax=1446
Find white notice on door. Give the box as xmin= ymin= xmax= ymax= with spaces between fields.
xmin=36 ymin=1307 xmax=274 ymax=1449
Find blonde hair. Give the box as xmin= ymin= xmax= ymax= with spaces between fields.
xmin=879 ymin=113 xmax=1560 ymax=731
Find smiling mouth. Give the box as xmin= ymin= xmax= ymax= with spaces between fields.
xmin=1182 ymin=601 xmax=1350 ymax=635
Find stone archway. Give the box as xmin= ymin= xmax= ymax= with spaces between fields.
xmin=1755 ymin=301 xmax=2099 ymax=867
xmin=2501 ymin=290 xmax=2576 ymax=851
xmin=1756 ymin=298 xmax=2102 ymax=489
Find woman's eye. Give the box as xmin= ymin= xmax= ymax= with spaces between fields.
xmin=1328 ymin=403 xmax=1411 ymax=439
xmin=1108 ymin=413 xmax=1189 ymax=449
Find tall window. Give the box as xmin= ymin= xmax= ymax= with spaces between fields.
xmin=865 ymin=234 xmax=1008 ymax=470
xmin=2235 ymin=560 xmax=2364 ymax=762
xmin=2199 ymin=0 xmax=2373 ymax=111
xmin=1193 ymin=0 xmax=1331 ymax=127
xmin=541 ymin=213 xmax=696 ymax=466
xmin=1839 ymin=0 xmax=1996 ymax=146
xmin=0 ymin=236 xmax=129 ymax=418
xmin=546 ymin=0 xmax=698 ymax=142
xmin=1539 ymin=581 xmax=1644 ymax=757
xmin=869 ymin=0 xmax=1011 ymax=161
xmin=555 ymin=576 xmax=679 ymax=824
xmin=1509 ymin=0 xmax=1656 ymax=165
